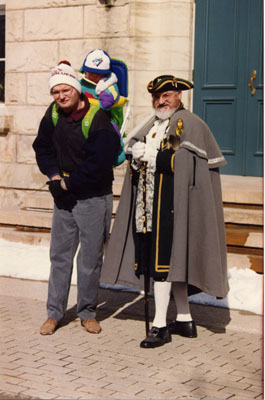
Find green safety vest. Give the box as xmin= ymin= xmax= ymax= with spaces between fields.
xmin=51 ymin=102 xmax=100 ymax=139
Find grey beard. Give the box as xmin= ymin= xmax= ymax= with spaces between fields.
xmin=154 ymin=107 xmax=177 ymax=120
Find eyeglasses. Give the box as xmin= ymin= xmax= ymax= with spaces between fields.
xmin=51 ymin=87 xmax=74 ymax=98
xmin=152 ymin=91 xmax=177 ymax=102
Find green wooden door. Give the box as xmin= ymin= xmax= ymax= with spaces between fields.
xmin=193 ymin=0 xmax=263 ymax=176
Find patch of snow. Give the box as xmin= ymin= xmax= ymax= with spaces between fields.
xmin=0 ymin=239 xmax=263 ymax=315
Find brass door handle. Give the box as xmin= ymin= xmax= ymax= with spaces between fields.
xmin=248 ymin=70 xmax=257 ymax=96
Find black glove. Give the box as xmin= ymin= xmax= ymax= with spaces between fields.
xmin=47 ymin=180 xmax=77 ymax=211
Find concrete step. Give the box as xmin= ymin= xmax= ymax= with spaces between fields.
xmin=0 ymin=225 xmax=262 ymax=273
xmin=223 ymin=205 xmax=263 ymax=226
xmin=0 ymin=225 xmax=50 ymax=246
xmin=0 ymin=208 xmax=52 ymax=229
xmin=20 ymin=178 xmax=124 ymax=208
xmin=0 ymin=175 xmax=263 ymax=274
xmin=227 ymin=252 xmax=263 ymax=274
xmin=226 ymin=225 xmax=263 ymax=249
xmin=20 ymin=202 xmax=263 ymax=230
xmin=221 ymin=175 xmax=263 ymax=205
xmin=22 ymin=191 xmax=53 ymax=210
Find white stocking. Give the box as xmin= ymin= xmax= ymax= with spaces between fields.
xmin=171 ymin=282 xmax=192 ymax=321
xmin=152 ymin=281 xmax=172 ymax=328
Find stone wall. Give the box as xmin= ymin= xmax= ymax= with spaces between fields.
xmin=0 ymin=0 xmax=194 ymax=209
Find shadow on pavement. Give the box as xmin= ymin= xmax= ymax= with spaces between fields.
xmin=59 ymin=287 xmax=231 ymax=334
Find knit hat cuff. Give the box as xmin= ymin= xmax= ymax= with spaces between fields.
xmin=49 ymin=62 xmax=81 ymax=94
xmin=82 ymin=65 xmax=110 ymax=75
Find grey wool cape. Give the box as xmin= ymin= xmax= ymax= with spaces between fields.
xmin=100 ymin=109 xmax=229 ymax=299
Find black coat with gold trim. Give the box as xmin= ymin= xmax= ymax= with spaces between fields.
xmin=133 ymin=146 xmax=175 ymax=282
xmin=100 ymin=109 xmax=229 ymax=299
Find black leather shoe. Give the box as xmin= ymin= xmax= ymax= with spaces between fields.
xmin=168 ymin=320 xmax=197 ymax=338
xmin=140 ymin=326 xmax=172 ymax=348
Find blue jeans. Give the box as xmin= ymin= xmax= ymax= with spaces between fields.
xmin=47 ymin=194 xmax=112 ymax=321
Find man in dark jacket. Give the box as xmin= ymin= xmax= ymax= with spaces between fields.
xmin=101 ymin=75 xmax=229 ymax=348
xmin=33 ymin=61 xmax=120 ymax=336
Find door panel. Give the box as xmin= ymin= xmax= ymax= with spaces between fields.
xmin=204 ymin=100 xmax=237 ymax=155
xmin=193 ymin=0 xmax=263 ymax=176
xmin=204 ymin=1 xmax=238 ymax=88
xmin=245 ymin=0 xmax=263 ymax=176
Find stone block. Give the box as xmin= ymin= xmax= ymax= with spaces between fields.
xmin=24 ymin=7 xmax=83 ymax=40
xmin=6 ymin=42 xmax=58 ymax=72
xmin=0 ymin=133 xmax=16 ymax=163
xmin=0 ymin=104 xmax=6 ymax=116
xmin=17 ymin=135 xmax=36 ymax=164
xmin=6 ymin=10 xmax=24 ymax=42
xmin=113 ymin=162 xmax=127 ymax=179
xmin=224 ymin=206 xmax=263 ymax=226
xmin=131 ymin=70 xmax=193 ymax=108
xmin=27 ymin=72 xmax=52 ymax=106
xmin=245 ymin=232 xmax=263 ymax=248
xmin=0 ymin=208 xmax=52 ymax=229
xmin=0 ymin=226 xmax=51 ymax=247
xmin=226 ymin=227 xmax=263 ymax=249
xmin=6 ymin=0 xmax=131 ymax=9
xmin=221 ymin=175 xmax=264 ymax=205
xmin=5 ymin=73 xmax=27 ymax=104
xmin=22 ymin=191 xmax=52 ymax=210
xmin=133 ymin=1 xmax=193 ymax=37
xmin=6 ymin=0 xmax=67 ymax=10
xmin=68 ymin=0 xmax=95 ymax=5
xmin=59 ymin=38 xmax=133 ymax=70
xmin=101 ymin=37 xmax=134 ymax=66
xmin=134 ymin=36 xmax=192 ymax=73
xmin=84 ymin=3 xmax=132 ymax=37
xmin=7 ymin=105 xmax=47 ymax=135
xmin=0 ymin=188 xmax=25 ymax=208
xmin=0 ymin=162 xmax=47 ymax=190
xmin=0 ymin=114 xmax=13 ymax=136
xmin=98 ymin=0 xmax=129 ymax=6
xmin=128 ymin=105 xmax=154 ymax=129
xmin=131 ymin=71 xmax=154 ymax=107
xmin=59 ymin=39 xmax=103 ymax=69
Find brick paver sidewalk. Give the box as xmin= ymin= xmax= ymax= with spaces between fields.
xmin=0 ymin=276 xmax=263 ymax=400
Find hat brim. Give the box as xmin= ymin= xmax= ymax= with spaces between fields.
xmin=82 ymin=65 xmax=110 ymax=75
xmin=147 ymin=75 xmax=194 ymax=93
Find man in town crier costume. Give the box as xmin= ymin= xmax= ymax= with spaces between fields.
xmin=100 ymin=74 xmax=229 ymax=348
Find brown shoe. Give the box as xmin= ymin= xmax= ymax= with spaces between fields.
xmin=81 ymin=318 xmax=101 ymax=334
xmin=40 ymin=318 xmax=58 ymax=335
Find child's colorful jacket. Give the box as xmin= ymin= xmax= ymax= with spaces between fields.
xmin=79 ymin=72 xmax=126 ymax=166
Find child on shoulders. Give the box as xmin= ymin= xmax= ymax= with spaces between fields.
xmin=80 ymin=49 xmax=120 ymax=111
xmin=80 ymin=49 xmax=126 ymax=166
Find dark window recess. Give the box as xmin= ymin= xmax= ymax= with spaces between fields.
xmin=0 ymin=15 xmax=5 ymax=58
xmin=0 ymin=61 xmax=4 ymax=102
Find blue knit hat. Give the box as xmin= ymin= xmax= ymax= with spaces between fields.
xmin=82 ymin=49 xmax=111 ymax=74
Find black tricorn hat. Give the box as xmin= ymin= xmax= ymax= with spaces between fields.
xmin=147 ymin=74 xmax=194 ymax=93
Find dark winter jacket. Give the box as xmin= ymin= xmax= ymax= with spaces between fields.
xmin=33 ymin=97 xmax=120 ymax=199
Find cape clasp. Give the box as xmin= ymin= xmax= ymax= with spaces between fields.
xmin=176 ymin=118 xmax=184 ymax=136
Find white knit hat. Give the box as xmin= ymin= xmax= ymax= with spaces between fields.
xmin=82 ymin=49 xmax=111 ymax=75
xmin=49 ymin=61 xmax=81 ymax=93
